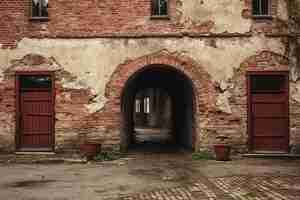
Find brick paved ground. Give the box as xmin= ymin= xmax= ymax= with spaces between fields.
xmin=1 ymin=152 xmax=300 ymax=200
xmin=120 ymin=175 xmax=300 ymax=200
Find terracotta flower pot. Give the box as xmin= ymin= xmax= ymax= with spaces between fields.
xmin=80 ymin=143 xmax=101 ymax=160
xmin=214 ymin=144 xmax=231 ymax=161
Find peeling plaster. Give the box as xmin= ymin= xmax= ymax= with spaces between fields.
xmin=292 ymin=83 xmax=300 ymax=103
xmin=277 ymin=0 xmax=289 ymax=21
xmin=179 ymin=0 xmax=251 ymax=33
xmin=216 ymin=91 xmax=232 ymax=114
xmin=85 ymin=95 xmax=108 ymax=114
xmin=0 ymin=36 xmax=286 ymax=113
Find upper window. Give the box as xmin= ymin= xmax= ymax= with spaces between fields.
xmin=31 ymin=0 xmax=48 ymax=18
xmin=252 ymin=0 xmax=270 ymax=16
xmin=151 ymin=0 xmax=168 ymax=16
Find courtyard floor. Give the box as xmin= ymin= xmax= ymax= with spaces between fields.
xmin=0 ymin=152 xmax=300 ymax=200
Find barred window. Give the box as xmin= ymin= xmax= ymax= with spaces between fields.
xmin=252 ymin=0 xmax=270 ymax=16
xmin=32 ymin=0 xmax=48 ymax=18
xmin=152 ymin=0 xmax=168 ymax=16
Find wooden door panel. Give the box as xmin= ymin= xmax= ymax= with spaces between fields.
xmin=22 ymin=103 xmax=52 ymax=115
xmin=248 ymin=73 xmax=289 ymax=152
xmin=18 ymin=74 xmax=54 ymax=150
xmin=21 ymin=135 xmax=51 ymax=147
xmin=252 ymin=103 xmax=287 ymax=117
xmin=253 ymin=137 xmax=288 ymax=151
xmin=253 ymin=118 xmax=287 ymax=136
xmin=23 ymin=116 xmax=51 ymax=132
xmin=22 ymin=91 xmax=51 ymax=99
xmin=252 ymin=93 xmax=286 ymax=103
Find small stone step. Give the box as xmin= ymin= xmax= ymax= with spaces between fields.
xmin=0 ymin=153 xmax=86 ymax=164
xmin=243 ymin=153 xmax=300 ymax=158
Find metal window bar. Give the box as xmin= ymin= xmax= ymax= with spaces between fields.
xmin=152 ymin=0 xmax=167 ymax=16
xmin=39 ymin=0 xmax=42 ymax=17
xmin=32 ymin=0 xmax=48 ymax=17
xmin=253 ymin=0 xmax=269 ymax=16
xmin=261 ymin=0 xmax=269 ymax=15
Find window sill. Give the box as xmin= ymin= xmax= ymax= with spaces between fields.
xmin=150 ymin=15 xmax=170 ymax=20
xmin=252 ymin=15 xmax=273 ymax=20
xmin=29 ymin=17 xmax=49 ymax=22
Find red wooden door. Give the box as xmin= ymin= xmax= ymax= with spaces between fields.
xmin=248 ymin=73 xmax=289 ymax=152
xmin=18 ymin=74 xmax=54 ymax=150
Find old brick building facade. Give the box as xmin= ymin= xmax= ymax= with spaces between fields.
xmin=0 ymin=0 xmax=300 ymax=154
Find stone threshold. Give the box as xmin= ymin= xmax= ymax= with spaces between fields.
xmin=243 ymin=152 xmax=300 ymax=158
xmin=15 ymin=151 xmax=56 ymax=155
xmin=9 ymin=152 xmax=87 ymax=164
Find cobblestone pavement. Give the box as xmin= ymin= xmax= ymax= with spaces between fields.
xmin=120 ymin=175 xmax=300 ymax=200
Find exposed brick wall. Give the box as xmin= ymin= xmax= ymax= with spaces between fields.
xmin=0 ymin=0 xmax=296 ymax=154
xmin=0 ymin=51 xmax=298 ymax=153
xmin=0 ymin=78 xmax=16 ymax=152
xmin=103 ymin=50 xmax=217 ymax=150
xmin=227 ymin=51 xmax=289 ymax=153
xmin=0 ymin=54 xmax=98 ymax=152
xmin=0 ymin=0 xmax=182 ymax=48
xmin=0 ymin=0 xmax=288 ymax=49
xmin=0 ymin=0 xmax=28 ymax=48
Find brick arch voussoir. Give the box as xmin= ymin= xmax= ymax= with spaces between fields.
xmin=104 ymin=51 xmax=216 ymax=113
xmin=239 ymin=50 xmax=289 ymax=73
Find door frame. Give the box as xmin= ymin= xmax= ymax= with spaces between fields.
xmin=247 ymin=70 xmax=290 ymax=153
xmin=15 ymin=71 xmax=55 ymax=152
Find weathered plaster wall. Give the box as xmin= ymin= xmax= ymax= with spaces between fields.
xmin=288 ymin=0 xmax=300 ymax=153
xmin=0 ymin=36 xmax=287 ymax=152
xmin=179 ymin=0 xmax=251 ymax=33
xmin=0 ymin=36 xmax=286 ymax=93
xmin=0 ymin=0 xmax=294 ymax=153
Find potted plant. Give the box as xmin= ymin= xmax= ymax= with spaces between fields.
xmin=214 ymin=135 xmax=231 ymax=161
xmin=79 ymin=132 xmax=101 ymax=160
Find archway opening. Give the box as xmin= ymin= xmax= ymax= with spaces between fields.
xmin=121 ymin=65 xmax=195 ymax=152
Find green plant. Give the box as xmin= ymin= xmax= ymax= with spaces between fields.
xmin=192 ymin=151 xmax=214 ymax=160
xmin=94 ymin=151 xmax=122 ymax=161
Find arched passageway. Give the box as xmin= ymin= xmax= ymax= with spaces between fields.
xmin=121 ymin=65 xmax=195 ymax=152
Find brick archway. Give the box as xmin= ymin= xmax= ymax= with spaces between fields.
xmin=104 ymin=51 xmax=216 ymax=151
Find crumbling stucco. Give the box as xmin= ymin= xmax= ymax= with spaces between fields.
xmin=178 ymin=0 xmax=288 ymax=33
xmin=291 ymin=83 xmax=300 ymax=102
xmin=216 ymin=91 xmax=232 ymax=114
xmin=179 ymin=0 xmax=251 ymax=33
xmin=289 ymin=0 xmax=300 ymax=104
xmin=277 ymin=0 xmax=289 ymax=21
xmin=0 ymin=36 xmax=286 ymax=105
xmin=0 ymin=35 xmax=286 ymax=120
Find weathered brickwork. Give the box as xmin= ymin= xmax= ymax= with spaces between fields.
xmin=120 ymin=175 xmax=300 ymax=200
xmin=0 ymin=0 xmax=291 ymax=48
xmin=0 ymin=0 xmax=299 ymax=153
xmin=0 ymin=54 xmax=107 ymax=152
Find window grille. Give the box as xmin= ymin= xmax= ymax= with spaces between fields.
xmin=252 ymin=0 xmax=270 ymax=16
xmin=152 ymin=0 xmax=168 ymax=16
xmin=32 ymin=0 xmax=48 ymax=18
